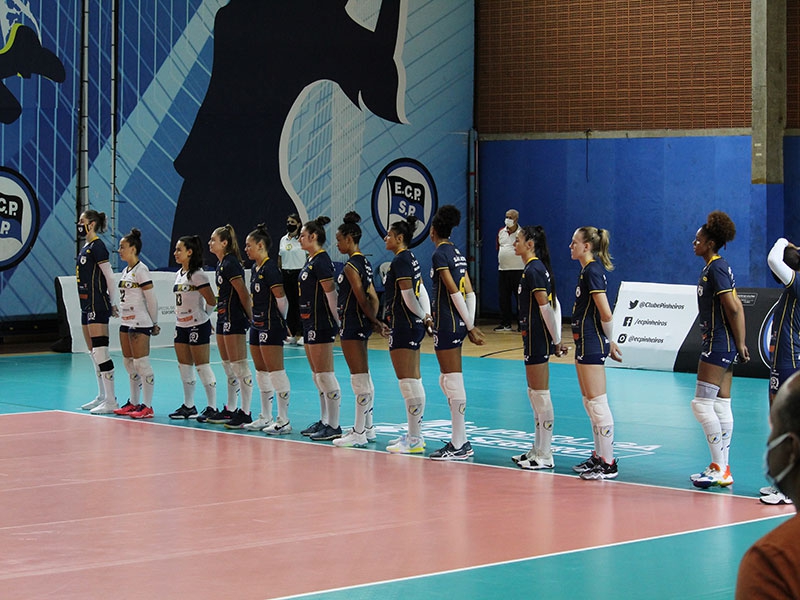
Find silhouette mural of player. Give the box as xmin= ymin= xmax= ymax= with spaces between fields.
xmin=171 ymin=0 xmax=408 ymax=259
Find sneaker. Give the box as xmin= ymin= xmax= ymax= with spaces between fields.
xmin=295 ymin=337 xmax=304 ymax=346
xmin=493 ymin=324 xmax=512 ymax=332
xmin=388 ymin=434 xmax=426 ymax=449
xmin=579 ymin=458 xmax=619 ymax=480
xmin=224 ymin=409 xmax=253 ymax=429
xmin=113 ymin=400 xmax=137 ymax=415
xmin=511 ymin=446 xmax=536 ymax=465
xmin=760 ymin=485 xmax=779 ymax=496
xmin=196 ymin=406 xmax=218 ymax=423
xmin=206 ymin=408 xmax=236 ymax=425
xmin=89 ymin=398 xmax=119 ymax=415
xmin=365 ymin=426 xmax=376 ymax=442
xmin=760 ymin=491 xmax=793 ymax=505
xmin=169 ymin=404 xmax=198 ymax=419
xmin=263 ymin=417 xmax=292 ymax=435
xmin=283 ymin=336 xmax=296 ymax=346
xmin=332 ymin=429 xmax=368 ymax=448
xmin=572 ymin=452 xmax=601 ymax=473
xmin=81 ymin=396 xmax=104 ymax=410
xmin=301 ymin=420 xmax=325 ymax=436
xmin=518 ymin=453 xmax=554 ymax=470
xmin=690 ymin=464 xmax=717 ymax=482
xmin=243 ymin=414 xmax=273 ymax=431
xmin=387 ymin=434 xmax=425 ymax=454
xmin=692 ymin=464 xmax=733 ymax=489
xmin=129 ymin=405 xmax=154 ymax=419
xmin=310 ymin=424 xmax=342 ymax=441
xmin=429 ymin=441 xmax=473 ymax=461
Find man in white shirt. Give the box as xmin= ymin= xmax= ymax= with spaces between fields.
xmin=495 ymin=209 xmax=524 ymax=332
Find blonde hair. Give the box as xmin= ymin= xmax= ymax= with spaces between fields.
xmin=576 ymin=226 xmax=614 ymax=271
xmin=212 ymin=224 xmax=243 ymax=263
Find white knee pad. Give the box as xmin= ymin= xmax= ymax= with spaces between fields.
xmin=234 ymin=359 xmax=253 ymax=386
xmin=691 ymin=397 xmax=716 ymax=424
xmin=586 ymin=394 xmax=613 ymax=427
xmin=256 ymin=370 xmax=273 ymax=393
xmin=92 ymin=345 xmax=110 ymax=365
xmin=317 ymin=371 xmax=340 ymax=398
xmin=695 ymin=381 xmax=720 ymax=400
xmin=196 ymin=363 xmax=216 ymax=386
xmin=178 ymin=363 xmax=195 ymax=384
xmin=270 ymin=369 xmax=290 ymax=393
xmin=133 ymin=357 xmax=154 ymax=383
xmin=529 ymin=389 xmax=554 ymax=421
xmin=399 ymin=378 xmax=424 ymax=400
xmin=221 ymin=360 xmax=237 ymax=385
xmin=351 ymin=373 xmax=372 ymax=396
xmin=714 ymin=397 xmax=733 ymax=422
xmin=440 ymin=372 xmax=465 ymax=400
xmin=123 ymin=357 xmax=137 ymax=377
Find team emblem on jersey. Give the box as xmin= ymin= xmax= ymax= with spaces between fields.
xmin=371 ymin=158 xmax=437 ymax=248
xmin=189 ymin=331 xmax=199 ymax=343
xmin=0 ymin=167 xmax=39 ymax=271
xmin=308 ymin=329 xmax=316 ymax=341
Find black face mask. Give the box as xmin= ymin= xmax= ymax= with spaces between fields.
xmin=287 ymin=223 xmax=297 ymax=233
xmin=77 ymin=224 xmax=87 ymax=238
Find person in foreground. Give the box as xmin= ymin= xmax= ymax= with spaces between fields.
xmin=735 ymin=370 xmax=800 ymax=599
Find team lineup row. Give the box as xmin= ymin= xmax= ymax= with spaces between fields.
xmin=71 ymin=207 xmax=794 ymax=491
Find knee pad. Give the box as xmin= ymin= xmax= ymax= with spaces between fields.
xmin=221 ymin=360 xmax=237 ymax=385
xmin=123 ymin=356 xmax=137 ymax=377
xmin=691 ymin=397 xmax=716 ymax=424
xmin=270 ymin=369 xmax=290 ymax=392
xmin=91 ymin=341 xmax=110 ymax=365
xmin=350 ymin=373 xmax=371 ymax=396
xmin=234 ymin=359 xmax=253 ymax=386
xmin=178 ymin=363 xmax=196 ymax=384
xmin=440 ymin=372 xmax=465 ymax=400
xmin=133 ymin=357 xmax=154 ymax=383
xmin=196 ymin=363 xmax=216 ymax=386
xmin=695 ymin=381 xmax=720 ymax=400
xmin=317 ymin=371 xmax=340 ymax=398
xmin=714 ymin=397 xmax=733 ymax=422
xmin=91 ymin=335 xmax=110 ymax=348
xmin=528 ymin=389 xmax=554 ymax=420
xmin=586 ymin=394 xmax=613 ymax=426
xmin=256 ymin=370 xmax=273 ymax=392
xmin=399 ymin=378 xmax=416 ymax=400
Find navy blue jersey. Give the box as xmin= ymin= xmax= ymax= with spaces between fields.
xmin=250 ymin=256 xmax=285 ymax=331
xmin=519 ymin=257 xmax=554 ymax=345
xmin=772 ymin=272 xmax=800 ymax=370
xmin=697 ymin=255 xmax=737 ymax=353
xmin=215 ymin=253 xmax=246 ymax=321
xmin=571 ymin=260 xmax=608 ymax=352
xmin=299 ymin=249 xmax=337 ymax=329
xmin=337 ymin=253 xmax=374 ymax=330
xmin=430 ymin=242 xmax=468 ymax=332
xmin=76 ymin=237 xmax=112 ymax=313
xmin=384 ymin=248 xmax=423 ymax=330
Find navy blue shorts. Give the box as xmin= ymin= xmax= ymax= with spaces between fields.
xmin=216 ymin=315 xmax=249 ymax=335
xmin=522 ymin=330 xmax=550 ymax=365
xmin=81 ymin=308 xmax=111 ymax=326
xmin=770 ymin=367 xmax=797 ymax=395
xmin=303 ymin=323 xmax=337 ymax=345
xmin=174 ymin=320 xmax=212 ymax=346
xmin=119 ymin=325 xmax=154 ymax=336
xmin=389 ymin=326 xmax=425 ymax=351
xmin=249 ymin=326 xmax=286 ymax=346
xmin=340 ymin=325 xmax=373 ymax=341
xmin=699 ymin=349 xmax=737 ymax=369
xmin=433 ymin=327 xmax=464 ymax=351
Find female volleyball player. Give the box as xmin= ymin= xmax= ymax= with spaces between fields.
xmin=383 ymin=215 xmax=431 ymax=454
xmin=204 ymin=224 xmax=254 ymax=428
xmin=569 ymin=226 xmax=622 ymax=480
xmin=331 ymin=212 xmax=388 ymax=448
xmin=113 ymin=228 xmax=160 ymax=419
xmin=510 ymin=224 xmax=568 ymax=469
xmin=297 ymin=216 xmax=343 ymax=441
xmin=689 ymin=211 xmax=749 ymax=489
xmin=76 ymin=209 xmax=119 ymax=415
xmin=168 ymin=235 xmax=218 ymax=421
xmin=427 ymin=205 xmax=485 ymax=460
xmin=242 ymin=224 xmax=293 ymax=435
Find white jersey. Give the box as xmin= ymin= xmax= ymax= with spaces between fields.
xmin=279 ymin=233 xmax=307 ymax=270
xmin=118 ymin=261 xmax=156 ymax=327
xmin=173 ymin=268 xmax=212 ymax=327
xmin=498 ymin=226 xmax=524 ymax=271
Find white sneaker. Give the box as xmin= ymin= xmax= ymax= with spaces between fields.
xmin=333 ymin=429 xmax=368 ymax=448
xmin=760 ymin=491 xmax=793 ymax=505
xmin=263 ymin=417 xmax=292 ymax=435
xmin=518 ymin=452 xmax=554 ymax=470
xmin=511 ymin=446 xmax=536 ymax=465
xmin=386 ymin=434 xmax=425 ymax=454
xmin=365 ymin=426 xmax=376 ymax=441
xmin=760 ymin=485 xmax=779 ymax=496
xmin=387 ymin=434 xmax=426 ymax=449
xmin=690 ymin=464 xmax=716 ymax=482
xmin=295 ymin=337 xmax=304 ymax=346
xmin=81 ymin=396 xmax=104 ymax=410
xmin=244 ymin=414 xmax=273 ymax=431
xmin=90 ymin=398 xmax=119 ymax=414
xmin=283 ymin=337 xmax=296 ymax=346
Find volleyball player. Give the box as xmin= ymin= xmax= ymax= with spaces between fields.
xmin=76 ymin=209 xmax=119 ymax=414
xmin=569 ymin=226 xmax=622 ymax=480
xmin=242 ymin=224 xmax=293 ymax=435
xmin=168 ymin=235 xmax=218 ymax=420
xmin=510 ymin=225 xmax=569 ymax=469
xmin=427 ymin=205 xmax=485 ymax=460
xmin=205 ymin=224 xmax=254 ymax=428
xmin=331 ymin=212 xmax=388 ymax=448
xmin=689 ymin=211 xmax=749 ymax=489
xmin=383 ymin=216 xmax=431 ymax=454
xmin=760 ymin=237 xmax=800 ymax=504
xmin=113 ymin=228 xmax=160 ymax=418
xmin=297 ymin=216 xmax=343 ymax=441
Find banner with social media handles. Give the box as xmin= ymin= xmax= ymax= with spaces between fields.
xmin=0 ymin=1 xmax=474 ymax=319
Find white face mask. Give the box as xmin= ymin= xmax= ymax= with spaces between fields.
xmin=505 ymin=218 xmax=515 ymax=228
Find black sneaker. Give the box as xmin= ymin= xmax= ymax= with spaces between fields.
xmin=169 ymin=404 xmax=198 ymax=420
xmin=196 ymin=406 xmax=218 ymax=423
xmin=429 ymin=441 xmax=473 ymax=461
xmin=309 ymin=424 xmax=342 ymax=441
xmin=572 ymin=452 xmax=601 ymax=473
xmin=224 ymin=409 xmax=253 ymax=429
xmin=579 ymin=458 xmax=619 ymax=480
xmin=301 ymin=420 xmax=325 ymax=436
xmin=206 ymin=408 xmax=236 ymax=425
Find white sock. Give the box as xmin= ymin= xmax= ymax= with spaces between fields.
xmin=399 ymin=378 xmax=425 ymax=438
xmin=350 ymin=373 xmax=373 ymax=434
xmin=124 ymin=356 xmax=141 ymax=405
xmin=587 ymin=394 xmax=614 ymax=462
xmin=256 ymin=370 xmax=274 ymax=418
xmin=234 ymin=359 xmax=253 ymax=414
xmin=365 ymin=373 xmax=375 ymax=429
xmin=529 ymin=388 xmax=554 ymax=457
xmin=133 ymin=357 xmax=155 ymax=408
xmin=196 ymin=363 xmax=217 ymax=409
xmin=440 ymin=373 xmax=467 ymax=448
xmin=221 ymin=360 xmax=239 ymax=411
xmin=271 ymin=369 xmax=291 ymax=421
xmin=178 ymin=363 xmax=196 ymax=408
xmin=715 ymin=397 xmax=734 ymax=468
xmin=318 ymin=372 xmax=341 ymax=429
xmin=313 ymin=373 xmax=327 ymax=423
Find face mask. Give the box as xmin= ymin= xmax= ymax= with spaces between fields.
xmin=287 ymin=223 xmax=297 ymax=233
xmin=77 ymin=224 xmax=87 ymax=238
xmin=505 ymin=218 xmax=515 ymax=228
xmin=764 ymin=432 xmax=796 ymax=495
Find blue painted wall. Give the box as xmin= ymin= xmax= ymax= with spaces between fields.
xmin=477 ymin=135 xmax=771 ymax=317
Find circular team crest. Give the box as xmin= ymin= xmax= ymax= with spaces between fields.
xmin=371 ymin=158 xmax=437 ymax=248
xmin=0 ymin=167 xmax=39 ymax=271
